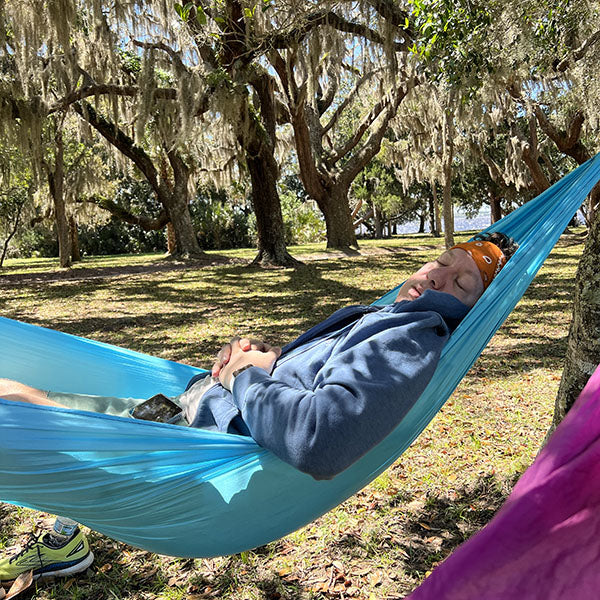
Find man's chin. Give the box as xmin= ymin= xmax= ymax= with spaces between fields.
xmin=395 ymin=291 xmax=416 ymax=302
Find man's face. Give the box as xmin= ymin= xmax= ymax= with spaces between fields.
xmin=395 ymin=248 xmax=485 ymax=307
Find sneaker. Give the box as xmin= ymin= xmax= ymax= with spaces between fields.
xmin=0 ymin=527 xmax=94 ymax=584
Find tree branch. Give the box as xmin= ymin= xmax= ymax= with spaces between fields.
xmin=322 ymin=69 xmax=378 ymax=136
xmin=82 ymin=196 xmax=170 ymax=230
xmin=533 ymin=105 xmax=590 ymax=164
xmin=133 ymin=39 xmax=187 ymax=72
xmin=366 ymin=0 xmax=415 ymax=41
xmin=258 ymin=10 xmax=410 ymax=57
xmin=556 ymin=30 xmax=600 ymax=72
xmin=341 ymin=83 xmax=413 ymax=186
xmin=48 ymin=84 xmax=176 ymax=114
xmin=476 ymin=144 xmax=508 ymax=187
xmin=564 ymin=111 xmax=585 ymax=149
xmin=181 ymin=5 xmax=220 ymax=70
xmin=316 ymin=62 xmax=339 ymax=116
xmin=509 ymin=83 xmax=592 ymax=166
xmin=326 ymin=78 xmax=404 ymax=169
xmin=72 ymin=101 xmax=161 ymax=191
xmin=512 ymin=118 xmax=550 ymax=193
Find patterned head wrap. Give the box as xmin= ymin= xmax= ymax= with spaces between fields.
xmin=451 ymin=241 xmax=506 ymax=290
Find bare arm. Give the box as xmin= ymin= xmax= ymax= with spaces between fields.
xmin=0 ymin=378 xmax=67 ymax=407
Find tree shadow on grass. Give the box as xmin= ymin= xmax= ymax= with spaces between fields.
xmin=1 ymin=255 xmax=427 ymax=362
xmin=394 ymin=471 xmax=521 ymax=579
xmin=0 ymin=253 xmax=242 ymax=286
xmin=2 ymin=240 xmax=578 ymax=375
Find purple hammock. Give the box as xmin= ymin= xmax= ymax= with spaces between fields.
xmin=408 ymin=364 xmax=600 ymax=600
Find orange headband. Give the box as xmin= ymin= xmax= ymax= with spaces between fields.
xmin=451 ymin=241 xmax=506 ymax=290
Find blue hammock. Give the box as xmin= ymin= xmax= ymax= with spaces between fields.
xmin=1 ymin=155 xmax=600 ymax=558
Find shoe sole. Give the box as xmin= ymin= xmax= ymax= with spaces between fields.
xmin=34 ymin=551 xmax=95 ymax=581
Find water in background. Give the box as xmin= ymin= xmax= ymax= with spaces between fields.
xmin=383 ymin=208 xmax=492 ymax=236
xmin=360 ymin=207 xmax=585 ymax=237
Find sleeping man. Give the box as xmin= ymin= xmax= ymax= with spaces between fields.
xmin=0 ymin=232 xmax=517 ymax=582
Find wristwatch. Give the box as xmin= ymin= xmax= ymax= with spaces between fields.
xmin=232 ymin=364 xmax=254 ymax=378
xmin=230 ymin=364 xmax=254 ymax=391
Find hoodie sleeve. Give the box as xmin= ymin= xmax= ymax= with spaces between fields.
xmin=230 ymin=310 xmax=450 ymax=480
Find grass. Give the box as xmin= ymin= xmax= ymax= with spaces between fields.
xmin=0 ymin=229 xmax=586 ymax=599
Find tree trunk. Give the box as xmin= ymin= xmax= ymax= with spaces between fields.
xmin=286 ymin=79 xmax=412 ymax=251
xmin=69 ymin=214 xmax=81 ymax=262
xmin=163 ymin=194 xmax=200 ymax=257
xmin=243 ymin=76 xmax=299 ymax=267
xmin=74 ymin=102 xmax=204 ymax=259
xmin=373 ymin=201 xmax=383 ymax=238
xmin=589 ymin=182 xmax=600 ymax=226
xmin=442 ymin=109 xmax=455 ymax=249
xmin=428 ymin=195 xmax=435 ymax=235
xmin=550 ymin=206 xmax=600 ymax=432
xmin=163 ymin=150 xmax=204 ymax=258
xmin=0 ymin=199 xmax=25 ymax=268
xmin=431 ymin=180 xmax=442 ymax=237
xmin=167 ymin=222 xmax=177 ymax=254
xmin=47 ymin=128 xmax=71 ymax=268
xmin=321 ymin=187 xmax=358 ymax=249
xmin=490 ymin=190 xmax=502 ymax=223
xmin=442 ymin=162 xmax=455 ymax=248
xmin=418 ymin=212 xmax=426 ymax=233
xmin=246 ymin=150 xmax=300 ymax=267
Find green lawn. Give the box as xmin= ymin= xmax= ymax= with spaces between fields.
xmin=0 ymin=230 xmax=585 ymax=599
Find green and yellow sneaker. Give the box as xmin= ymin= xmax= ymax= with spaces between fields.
xmin=0 ymin=528 xmax=94 ymax=584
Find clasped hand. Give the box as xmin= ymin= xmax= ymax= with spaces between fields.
xmin=212 ymin=337 xmax=282 ymax=391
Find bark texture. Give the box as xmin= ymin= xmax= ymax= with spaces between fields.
xmin=442 ymin=109 xmax=455 ymax=248
xmin=0 ymin=200 xmax=25 ymax=268
xmin=46 ymin=128 xmax=72 ymax=268
xmin=247 ymin=149 xmax=299 ymax=267
xmin=243 ymin=75 xmax=300 ymax=267
xmin=431 ymin=182 xmax=441 ymax=237
xmin=490 ymin=190 xmax=502 ymax=223
xmin=551 ymin=209 xmax=600 ymax=429
xmin=69 ymin=215 xmax=81 ymax=262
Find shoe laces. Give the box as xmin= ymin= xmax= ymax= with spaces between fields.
xmin=9 ymin=533 xmax=43 ymax=564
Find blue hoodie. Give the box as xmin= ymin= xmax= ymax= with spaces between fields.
xmin=188 ymin=290 xmax=469 ymax=479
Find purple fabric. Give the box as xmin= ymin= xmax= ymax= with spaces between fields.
xmin=407 ymin=364 xmax=600 ymax=600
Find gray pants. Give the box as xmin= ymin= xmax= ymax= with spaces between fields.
xmin=48 ymin=375 xmax=220 ymax=425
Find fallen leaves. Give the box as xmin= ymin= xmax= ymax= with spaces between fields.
xmin=1 ymin=571 xmax=33 ymax=599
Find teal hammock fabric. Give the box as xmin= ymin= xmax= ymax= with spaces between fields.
xmin=1 ymin=154 xmax=600 ymax=558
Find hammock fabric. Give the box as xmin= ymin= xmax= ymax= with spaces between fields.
xmin=1 ymin=155 xmax=600 ymax=558
xmin=407 ymin=363 xmax=600 ymax=600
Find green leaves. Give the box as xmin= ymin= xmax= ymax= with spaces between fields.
xmin=174 ymin=3 xmax=190 ymax=21
xmin=404 ymin=0 xmax=498 ymax=89
xmin=174 ymin=2 xmax=206 ymax=25
xmin=196 ymin=6 xmax=207 ymax=25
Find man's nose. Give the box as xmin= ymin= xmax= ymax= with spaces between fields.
xmin=428 ymin=267 xmax=448 ymax=290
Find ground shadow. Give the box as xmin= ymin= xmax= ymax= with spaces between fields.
xmin=395 ymin=471 xmax=521 ymax=579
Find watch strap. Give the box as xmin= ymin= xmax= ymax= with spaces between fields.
xmin=230 ymin=364 xmax=254 ymax=393
xmin=232 ymin=364 xmax=254 ymax=378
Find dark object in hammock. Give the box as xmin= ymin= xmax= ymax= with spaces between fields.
xmin=130 ymin=394 xmax=182 ymax=423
